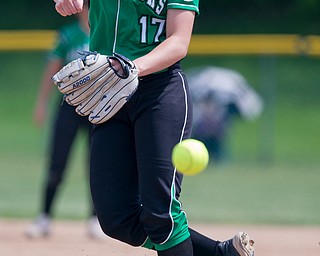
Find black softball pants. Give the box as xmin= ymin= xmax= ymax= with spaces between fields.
xmin=90 ymin=64 xmax=193 ymax=250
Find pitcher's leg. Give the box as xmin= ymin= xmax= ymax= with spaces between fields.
xmin=89 ymin=110 xmax=148 ymax=246
xmin=133 ymin=69 xmax=193 ymax=252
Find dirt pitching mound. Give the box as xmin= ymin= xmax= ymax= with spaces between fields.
xmin=0 ymin=219 xmax=319 ymax=256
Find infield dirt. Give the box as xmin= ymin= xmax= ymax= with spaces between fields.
xmin=1 ymin=219 xmax=319 ymax=256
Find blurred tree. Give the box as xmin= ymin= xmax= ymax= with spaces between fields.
xmin=0 ymin=0 xmax=75 ymax=29
xmin=194 ymin=0 xmax=320 ymax=34
xmin=1 ymin=0 xmax=320 ymax=34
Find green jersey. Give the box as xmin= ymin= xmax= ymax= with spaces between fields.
xmin=50 ymin=22 xmax=89 ymax=64
xmin=89 ymin=0 xmax=199 ymax=60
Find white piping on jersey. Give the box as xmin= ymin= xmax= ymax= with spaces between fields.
xmin=160 ymin=71 xmax=189 ymax=245
xmin=177 ymin=72 xmax=189 ymax=143
xmin=113 ymin=0 xmax=121 ymax=53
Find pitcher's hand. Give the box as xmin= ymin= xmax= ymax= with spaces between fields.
xmin=54 ymin=0 xmax=84 ymax=16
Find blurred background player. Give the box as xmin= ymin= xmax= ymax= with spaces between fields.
xmin=187 ymin=66 xmax=263 ymax=163
xmin=25 ymin=2 xmax=103 ymax=239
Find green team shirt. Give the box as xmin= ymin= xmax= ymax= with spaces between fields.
xmin=89 ymin=0 xmax=199 ymax=60
xmin=50 ymin=22 xmax=89 ymax=64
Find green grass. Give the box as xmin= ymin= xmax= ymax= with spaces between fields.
xmin=0 ymin=52 xmax=319 ymax=226
xmin=1 ymin=157 xmax=319 ymax=226
xmin=181 ymin=163 xmax=320 ymax=226
xmin=0 ymin=137 xmax=91 ymax=219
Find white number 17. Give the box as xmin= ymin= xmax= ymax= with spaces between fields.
xmin=139 ymin=16 xmax=165 ymax=44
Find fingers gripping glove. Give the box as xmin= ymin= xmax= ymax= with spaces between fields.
xmin=52 ymin=52 xmax=139 ymax=124
xmin=82 ymin=53 xmax=138 ymax=124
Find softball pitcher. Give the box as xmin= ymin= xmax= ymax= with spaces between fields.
xmin=52 ymin=0 xmax=255 ymax=255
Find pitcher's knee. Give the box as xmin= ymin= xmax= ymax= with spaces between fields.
xmin=98 ymin=215 xmax=147 ymax=246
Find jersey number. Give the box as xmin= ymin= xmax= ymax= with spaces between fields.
xmin=139 ymin=16 xmax=165 ymax=44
